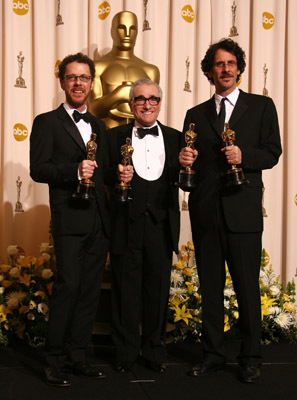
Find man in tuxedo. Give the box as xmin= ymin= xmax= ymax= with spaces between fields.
xmin=30 ymin=53 xmax=109 ymax=387
xmin=105 ymin=79 xmax=180 ymax=373
xmin=179 ymin=38 xmax=282 ymax=383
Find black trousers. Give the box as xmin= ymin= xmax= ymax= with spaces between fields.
xmin=111 ymin=212 xmax=173 ymax=365
xmin=192 ymin=201 xmax=262 ymax=366
xmin=44 ymin=208 xmax=108 ymax=368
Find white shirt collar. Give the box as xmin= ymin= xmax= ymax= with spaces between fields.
xmin=63 ymin=103 xmax=87 ymax=119
xmin=215 ymin=87 xmax=240 ymax=107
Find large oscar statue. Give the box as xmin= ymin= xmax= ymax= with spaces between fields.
xmin=88 ymin=11 xmax=160 ymax=129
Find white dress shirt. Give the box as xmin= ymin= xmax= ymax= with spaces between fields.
xmin=131 ymin=122 xmax=165 ymax=181
xmin=215 ymin=86 xmax=240 ymax=124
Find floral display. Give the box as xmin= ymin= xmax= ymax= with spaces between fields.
xmin=0 ymin=243 xmax=56 ymax=347
xmin=1 ymin=240 xmax=296 ymax=348
xmin=169 ymin=243 xmax=297 ymax=344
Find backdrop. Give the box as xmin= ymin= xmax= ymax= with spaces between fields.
xmin=0 ymin=0 xmax=296 ymax=283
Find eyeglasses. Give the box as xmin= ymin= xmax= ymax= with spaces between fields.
xmin=64 ymin=74 xmax=92 ymax=82
xmin=132 ymin=96 xmax=161 ymax=106
xmin=214 ymin=60 xmax=237 ymax=69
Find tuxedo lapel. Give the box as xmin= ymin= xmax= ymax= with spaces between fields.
xmin=204 ymin=96 xmax=222 ymax=138
xmin=158 ymin=122 xmax=172 ymax=167
xmin=228 ymin=91 xmax=248 ymax=128
xmin=57 ymin=105 xmax=86 ymax=154
xmin=89 ymin=116 xmax=102 ymax=149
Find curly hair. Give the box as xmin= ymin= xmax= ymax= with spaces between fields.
xmin=201 ymin=38 xmax=246 ymax=84
xmin=58 ymin=53 xmax=95 ymax=80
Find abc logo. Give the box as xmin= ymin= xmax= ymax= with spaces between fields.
xmin=98 ymin=1 xmax=111 ymax=20
xmin=181 ymin=5 xmax=195 ymax=23
xmin=263 ymin=250 xmax=270 ymax=266
xmin=55 ymin=60 xmax=61 ymax=78
xmin=262 ymin=12 xmax=275 ymax=29
xmin=13 ymin=0 xmax=29 ymax=16
xmin=13 ymin=123 xmax=28 ymax=142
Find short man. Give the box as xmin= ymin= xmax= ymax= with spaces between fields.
xmin=179 ymin=38 xmax=282 ymax=383
xmin=30 ymin=53 xmax=109 ymax=386
xmin=88 ymin=11 xmax=160 ymax=129
xmin=105 ymin=79 xmax=180 ymax=373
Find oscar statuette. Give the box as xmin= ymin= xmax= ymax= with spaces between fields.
xmin=221 ymin=123 xmax=249 ymax=186
xmin=178 ymin=123 xmax=197 ymax=191
xmin=15 ymin=176 xmax=24 ymax=212
xmin=115 ymin=137 xmax=134 ymax=202
xmin=72 ymin=133 xmax=97 ymax=199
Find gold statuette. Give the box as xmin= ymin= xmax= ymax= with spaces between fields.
xmin=263 ymin=63 xmax=269 ymax=97
xmin=143 ymin=0 xmax=151 ymax=31
xmin=178 ymin=123 xmax=197 ymax=191
xmin=115 ymin=138 xmax=134 ymax=202
xmin=183 ymin=57 xmax=192 ymax=93
xmin=221 ymin=123 xmax=249 ymax=186
xmin=15 ymin=176 xmax=24 ymax=213
xmin=229 ymin=1 xmax=239 ymax=37
xmin=56 ymin=0 xmax=64 ymax=26
xmin=14 ymin=51 xmax=27 ymax=88
xmin=73 ymin=133 xmax=97 ymax=199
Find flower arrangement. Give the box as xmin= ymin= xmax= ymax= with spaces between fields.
xmin=0 ymin=243 xmax=56 ymax=347
xmin=169 ymin=243 xmax=297 ymax=344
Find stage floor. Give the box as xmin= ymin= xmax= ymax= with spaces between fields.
xmin=0 ymin=336 xmax=296 ymax=400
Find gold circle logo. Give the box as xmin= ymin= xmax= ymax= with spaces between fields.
xmin=264 ymin=250 xmax=270 ymax=266
xmin=181 ymin=5 xmax=195 ymax=23
xmin=55 ymin=60 xmax=61 ymax=78
xmin=13 ymin=0 xmax=29 ymax=16
xmin=13 ymin=123 xmax=28 ymax=142
xmin=295 ymin=194 xmax=297 ymax=206
xmin=98 ymin=1 xmax=111 ymax=20
xmin=262 ymin=12 xmax=275 ymax=29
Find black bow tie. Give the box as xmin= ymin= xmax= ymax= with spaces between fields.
xmin=137 ymin=125 xmax=159 ymax=139
xmin=73 ymin=110 xmax=92 ymax=123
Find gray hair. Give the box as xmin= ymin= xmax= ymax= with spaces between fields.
xmin=129 ymin=79 xmax=163 ymax=101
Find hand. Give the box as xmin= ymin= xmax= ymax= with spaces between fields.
xmin=179 ymin=147 xmax=198 ymax=168
xmin=117 ymin=164 xmax=134 ymax=183
xmin=221 ymin=145 xmax=242 ymax=165
xmin=79 ymin=159 xmax=98 ymax=179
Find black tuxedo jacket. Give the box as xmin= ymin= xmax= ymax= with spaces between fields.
xmin=30 ymin=104 xmax=110 ymax=238
xmin=105 ymin=121 xmax=180 ymax=254
xmin=183 ymin=90 xmax=282 ymax=238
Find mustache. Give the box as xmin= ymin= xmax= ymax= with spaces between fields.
xmin=220 ymin=73 xmax=234 ymax=78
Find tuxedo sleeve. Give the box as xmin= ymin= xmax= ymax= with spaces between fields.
xmin=30 ymin=114 xmax=79 ymax=185
xmin=240 ymin=97 xmax=282 ymax=171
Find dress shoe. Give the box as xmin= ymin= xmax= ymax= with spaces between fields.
xmin=45 ymin=366 xmax=71 ymax=387
xmin=115 ymin=364 xmax=130 ymax=373
xmin=70 ymin=363 xmax=106 ymax=378
xmin=188 ymin=361 xmax=225 ymax=377
xmin=146 ymin=361 xmax=167 ymax=373
xmin=239 ymin=365 xmax=260 ymax=383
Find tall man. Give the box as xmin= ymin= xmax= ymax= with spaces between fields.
xmin=30 ymin=53 xmax=109 ymax=387
xmin=105 ymin=79 xmax=180 ymax=373
xmin=179 ymin=38 xmax=282 ymax=383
